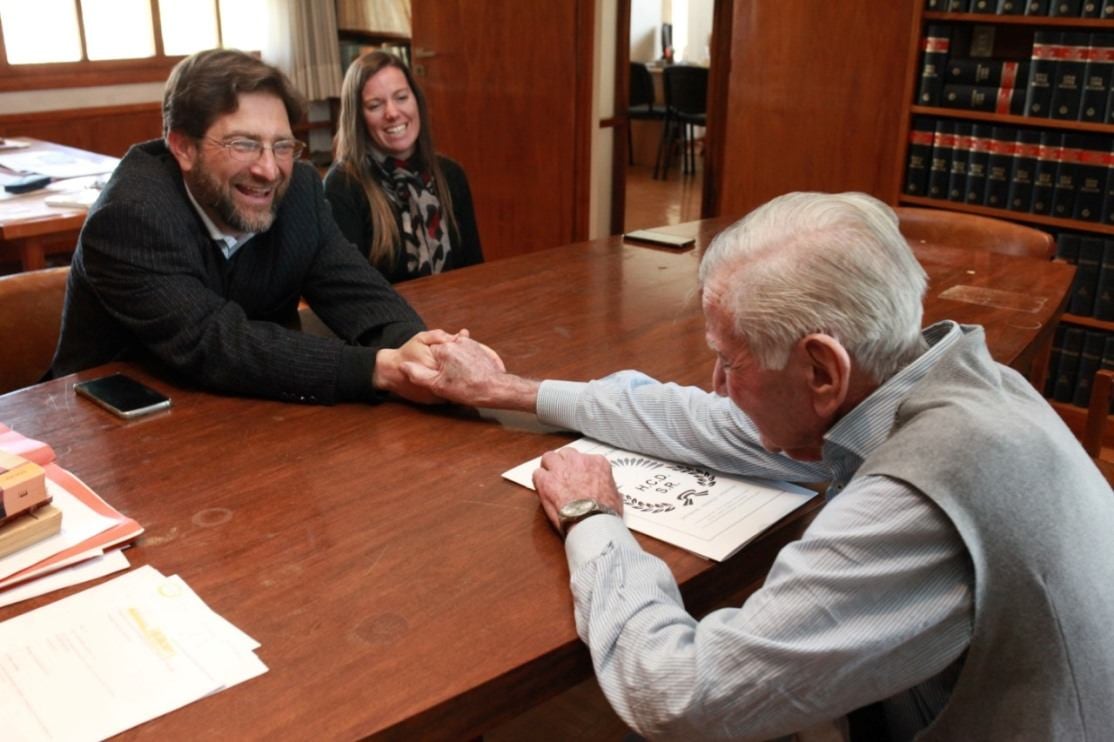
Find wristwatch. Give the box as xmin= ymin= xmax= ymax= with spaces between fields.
xmin=557 ymin=498 xmax=618 ymax=538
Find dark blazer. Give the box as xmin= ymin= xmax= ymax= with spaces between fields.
xmin=49 ymin=139 xmax=426 ymax=404
xmin=323 ymin=155 xmax=483 ymax=283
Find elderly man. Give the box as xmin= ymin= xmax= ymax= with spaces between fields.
xmin=403 ymin=192 xmax=1114 ymax=740
xmin=49 ymin=49 xmax=449 ymax=404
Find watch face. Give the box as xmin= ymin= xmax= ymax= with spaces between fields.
xmin=560 ymin=499 xmax=597 ymax=518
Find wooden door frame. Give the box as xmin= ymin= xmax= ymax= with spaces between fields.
xmin=573 ymin=0 xmax=597 ymax=242
xmin=610 ymin=0 xmax=729 ymax=234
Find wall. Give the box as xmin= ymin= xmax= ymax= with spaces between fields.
xmin=589 ymin=0 xmax=618 ymax=239
xmin=630 ymin=0 xmax=661 ymax=63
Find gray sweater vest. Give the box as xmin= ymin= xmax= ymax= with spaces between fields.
xmin=859 ymin=326 xmax=1114 ymax=740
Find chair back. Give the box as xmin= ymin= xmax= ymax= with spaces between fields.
xmin=663 ymin=65 xmax=708 ymax=117
xmin=630 ymin=62 xmax=655 ymax=108
xmin=0 ymin=267 xmax=69 ymax=394
xmin=895 ymin=206 xmax=1055 ymax=260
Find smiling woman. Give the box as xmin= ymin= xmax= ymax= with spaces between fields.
xmin=323 ymin=50 xmax=484 ymax=284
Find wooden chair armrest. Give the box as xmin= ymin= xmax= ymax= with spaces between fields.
xmin=1084 ymin=369 xmax=1114 ymax=457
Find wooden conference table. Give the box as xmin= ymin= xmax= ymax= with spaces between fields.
xmin=0 ymin=138 xmax=119 ymax=271
xmin=0 ymin=218 xmax=1074 ymax=739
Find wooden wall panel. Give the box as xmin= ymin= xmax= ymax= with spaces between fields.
xmin=0 ymin=103 xmax=162 ymax=158
xmin=714 ymin=1 xmax=918 ymax=219
xmin=412 ymin=1 xmax=594 ymax=262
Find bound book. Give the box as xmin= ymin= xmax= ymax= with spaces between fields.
xmin=983 ymin=126 xmax=1018 ymax=208
xmin=1055 ymin=231 xmax=1083 ymax=262
xmin=1051 ymin=133 xmax=1085 ymax=219
xmin=946 ymin=0 xmax=971 ymax=9
xmin=1083 ymin=0 xmax=1104 ymax=15
xmin=1051 ymin=0 xmax=1084 ymax=14
xmin=1070 ymin=236 xmax=1105 ymax=316
xmin=929 ymin=119 xmax=958 ymax=199
xmin=904 ymin=117 xmax=936 ymax=197
xmin=965 ymin=124 xmax=993 ymax=204
xmin=1045 ymin=325 xmax=1067 ymax=398
xmin=1050 ymin=32 xmax=1090 ymax=120
xmin=1080 ymin=34 xmax=1114 ymax=122
xmin=1029 ymin=131 xmax=1064 ymax=215
xmin=1072 ymin=331 xmax=1107 ymax=408
xmin=1103 ymin=336 xmax=1114 ymax=413
xmin=503 ymin=438 xmax=819 ymax=562
xmin=1024 ymin=0 xmax=1051 ymax=12
xmin=1053 ymin=327 xmax=1085 ymax=404
xmin=998 ymin=0 xmax=1026 ymax=11
xmin=1093 ymin=240 xmax=1114 ymax=320
xmin=1102 ymin=141 xmax=1114 ymax=223
xmin=1007 ymin=128 xmax=1042 ymax=212
xmin=1105 ymin=0 xmax=1114 ymax=18
xmin=941 ymin=83 xmax=1026 ymax=113
xmin=946 ymin=58 xmax=1029 ymax=87
xmin=1025 ymin=31 xmax=1060 ymax=117
xmin=918 ymin=25 xmax=952 ymax=107
xmin=1070 ymin=134 xmax=1108 ymax=221
xmin=948 ymin=122 xmax=975 ymax=202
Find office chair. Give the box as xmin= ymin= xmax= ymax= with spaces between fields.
xmin=628 ymin=62 xmax=666 ymax=165
xmin=0 ymin=267 xmax=69 ymax=394
xmin=895 ymin=206 xmax=1056 ymax=260
xmin=655 ymin=65 xmax=708 ymax=180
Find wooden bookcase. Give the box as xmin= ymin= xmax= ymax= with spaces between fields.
xmin=895 ymin=6 xmax=1114 ymax=446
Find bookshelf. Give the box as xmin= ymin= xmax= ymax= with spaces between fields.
xmin=897 ymin=2 xmax=1114 ymax=446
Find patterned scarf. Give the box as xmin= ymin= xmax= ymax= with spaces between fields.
xmin=372 ymin=151 xmax=449 ymax=276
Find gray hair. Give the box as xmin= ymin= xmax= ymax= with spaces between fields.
xmin=698 ymin=192 xmax=928 ymax=382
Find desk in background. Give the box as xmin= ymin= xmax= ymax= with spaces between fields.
xmin=0 ymin=219 xmax=1074 ymax=738
xmin=0 ymin=138 xmax=118 ymax=272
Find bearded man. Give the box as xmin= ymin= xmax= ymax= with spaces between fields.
xmin=49 ymin=49 xmax=448 ymax=405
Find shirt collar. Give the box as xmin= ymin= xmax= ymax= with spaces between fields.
xmin=821 ymin=321 xmax=965 ymax=474
xmin=183 ymin=179 xmax=256 ymax=260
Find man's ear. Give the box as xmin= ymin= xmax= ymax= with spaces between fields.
xmin=166 ymin=130 xmax=198 ymax=174
xmin=799 ymin=334 xmax=851 ymax=419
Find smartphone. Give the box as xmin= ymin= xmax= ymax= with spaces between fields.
xmin=74 ymin=373 xmax=172 ymax=419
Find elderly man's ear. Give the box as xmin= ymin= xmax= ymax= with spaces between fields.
xmin=800 ymin=334 xmax=852 ymax=419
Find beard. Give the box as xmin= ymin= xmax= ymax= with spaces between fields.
xmin=186 ymin=161 xmax=288 ymax=234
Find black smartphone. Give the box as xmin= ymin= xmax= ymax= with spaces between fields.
xmin=74 ymin=373 xmax=172 ymax=419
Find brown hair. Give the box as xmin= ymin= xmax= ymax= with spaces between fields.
xmin=334 ymin=51 xmax=457 ymax=270
xmin=163 ymin=48 xmax=306 ymax=139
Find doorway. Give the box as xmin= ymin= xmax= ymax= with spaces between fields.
xmin=622 ymin=0 xmax=713 ymax=232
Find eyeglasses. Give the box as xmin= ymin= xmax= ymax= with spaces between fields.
xmin=205 ymin=137 xmax=306 ymax=162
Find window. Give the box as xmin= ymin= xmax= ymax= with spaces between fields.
xmin=0 ymin=0 xmax=265 ymax=91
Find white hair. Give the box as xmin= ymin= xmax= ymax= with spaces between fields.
xmin=698 ymin=192 xmax=928 ymax=382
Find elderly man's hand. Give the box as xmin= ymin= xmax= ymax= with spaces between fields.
xmin=532 ymin=448 xmax=624 ymax=534
xmin=374 ymin=329 xmax=462 ymax=404
xmin=400 ymin=334 xmax=540 ymax=411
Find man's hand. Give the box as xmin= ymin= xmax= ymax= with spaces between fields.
xmin=400 ymin=335 xmax=540 ymax=411
xmin=374 ymin=329 xmax=462 ymax=404
xmin=533 ymin=448 xmax=624 ymax=534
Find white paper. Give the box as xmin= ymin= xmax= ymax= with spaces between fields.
xmin=0 ymin=478 xmax=118 ymax=581
xmin=0 ymin=149 xmax=118 ymax=179
xmin=0 ymin=566 xmax=267 ymax=741
xmin=0 ymin=549 xmax=129 ymax=609
xmin=504 ymin=438 xmax=818 ymax=561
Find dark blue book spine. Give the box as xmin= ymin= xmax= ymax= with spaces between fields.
xmin=1052 ymin=133 xmax=1085 ymax=219
xmin=1046 ymin=324 xmax=1067 ymax=398
xmin=1025 ymin=31 xmax=1059 ymax=117
xmin=1080 ymin=34 xmax=1114 ymax=122
xmin=966 ymin=124 xmax=993 ymax=204
xmin=1053 ymin=327 xmax=1085 ymax=403
xmin=1072 ymin=134 xmax=1108 ymax=222
xmin=1073 ymin=331 xmax=1107 ymax=408
xmin=905 ymin=117 xmax=935 ymax=197
xmin=984 ymin=126 xmax=1018 ymax=208
xmin=1071 ymin=237 xmax=1105 ymax=316
xmin=1094 ymin=240 xmax=1114 ymax=321
xmin=1008 ymin=129 xmax=1042 ymax=212
xmin=948 ymin=122 xmax=974 ymax=202
xmin=917 ymin=25 xmax=952 ymax=107
xmin=1050 ymin=32 xmax=1090 ymax=120
xmin=929 ymin=120 xmax=957 ymax=200
xmin=1051 ymin=0 xmax=1084 ymax=14
xmin=1030 ymin=131 xmax=1063 ymax=214
xmin=999 ymin=0 xmax=1026 ymax=11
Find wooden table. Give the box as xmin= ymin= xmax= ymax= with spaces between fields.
xmin=0 ymin=138 xmax=118 ymax=271
xmin=0 ymin=219 xmax=1074 ymax=739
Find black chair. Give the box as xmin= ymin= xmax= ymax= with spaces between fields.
xmin=655 ymin=65 xmax=708 ymax=179
xmin=628 ymin=62 xmax=666 ymax=165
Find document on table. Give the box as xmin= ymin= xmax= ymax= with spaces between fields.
xmin=503 ymin=438 xmax=819 ymax=561
xmin=0 ymin=565 xmax=266 ymax=742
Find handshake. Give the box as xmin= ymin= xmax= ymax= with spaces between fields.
xmin=373 ymin=329 xmax=540 ymax=411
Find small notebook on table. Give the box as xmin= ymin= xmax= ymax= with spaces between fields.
xmin=623 ymin=228 xmax=696 ymax=248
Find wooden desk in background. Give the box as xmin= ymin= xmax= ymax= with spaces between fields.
xmin=0 ymin=138 xmax=118 ymax=271
xmin=0 ymin=219 xmax=1074 ymax=739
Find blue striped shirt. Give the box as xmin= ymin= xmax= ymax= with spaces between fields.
xmin=535 ymin=321 xmax=973 ymax=740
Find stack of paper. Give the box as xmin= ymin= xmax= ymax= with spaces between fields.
xmin=0 ymin=424 xmax=142 ymax=607
xmin=0 ymin=565 xmax=267 ymax=740
xmin=504 ymin=438 xmax=818 ymax=561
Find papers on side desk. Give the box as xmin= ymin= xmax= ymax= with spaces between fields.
xmin=0 ymin=565 xmax=268 ymax=741
xmin=503 ymin=438 xmax=818 ymax=561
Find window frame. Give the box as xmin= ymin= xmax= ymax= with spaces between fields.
xmin=0 ymin=0 xmax=230 ymax=92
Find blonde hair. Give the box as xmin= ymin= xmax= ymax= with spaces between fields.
xmin=334 ymin=51 xmax=458 ymax=270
